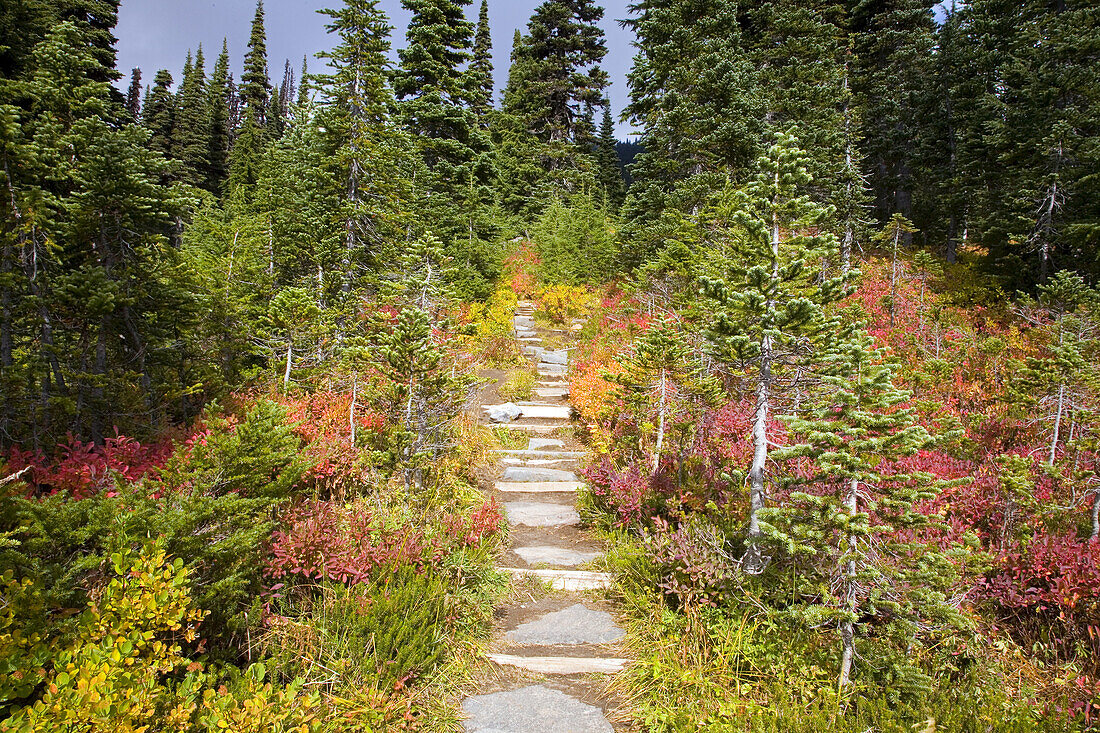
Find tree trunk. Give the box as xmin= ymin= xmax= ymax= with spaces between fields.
xmin=1090 ymin=490 xmax=1099 ymax=541
xmin=1049 ymin=382 xmax=1064 ymax=465
xmin=283 ymin=340 xmax=293 ymax=391
xmin=838 ymin=477 xmax=859 ymax=688
xmin=653 ymin=368 xmax=666 ymax=475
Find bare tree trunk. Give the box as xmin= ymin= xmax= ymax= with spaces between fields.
xmin=283 ymin=341 xmax=292 ymax=391
xmin=1091 ymin=490 xmax=1099 ymax=541
xmin=1049 ymin=383 xmax=1065 ymax=465
xmin=838 ymin=477 xmax=859 ymax=688
xmin=653 ymin=368 xmax=666 ymax=475
xmin=350 ymin=376 xmax=357 ymax=446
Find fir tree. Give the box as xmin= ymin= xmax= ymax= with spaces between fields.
xmin=173 ymin=47 xmax=211 ymax=188
xmin=142 ymin=69 xmax=176 ymax=160
xmin=701 ymin=133 xmax=850 ymax=573
xmin=241 ymin=0 xmax=271 ymax=128
xmin=124 ymin=67 xmax=142 ymax=120
xmin=508 ymin=0 xmax=609 ymax=179
xmin=595 ymin=104 xmax=625 ymax=211
xmin=394 ymin=0 xmax=496 ymax=293
xmin=206 ymin=40 xmax=232 ymax=194
xmin=768 ymin=328 xmax=961 ymax=688
xmin=469 ymin=0 xmax=494 ymax=119
xmin=297 ymin=55 xmax=310 ymax=106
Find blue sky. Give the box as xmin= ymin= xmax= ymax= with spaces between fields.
xmin=114 ymin=0 xmax=639 ymax=138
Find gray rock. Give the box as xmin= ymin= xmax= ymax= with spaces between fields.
xmin=503 ymin=466 xmax=578 ymax=482
xmin=505 ymin=604 xmax=624 ymax=646
xmin=528 ymin=438 xmax=565 ymax=450
xmin=514 ymin=546 xmax=601 ymax=567
xmin=462 ymin=685 xmax=612 ymax=733
xmin=538 ymin=364 xmax=568 ymax=376
xmin=535 ymin=387 xmax=569 ymax=398
xmin=540 ymin=350 xmax=569 ymax=365
xmin=485 ymin=403 xmax=522 ymax=423
xmin=504 ymin=501 xmax=579 ymax=527
xmin=519 ymin=404 xmax=571 ymax=420
xmin=523 ymin=346 xmax=544 ymax=357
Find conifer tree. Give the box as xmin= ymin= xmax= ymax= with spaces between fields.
xmin=206 ymin=40 xmax=232 ymax=194
xmin=315 ymin=0 xmax=407 ymax=296
xmin=297 ymin=55 xmax=310 ymax=106
xmin=469 ymin=0 xmax=494 ymax=119
xmin=768 ymin=328 xmax=959 ymax=688
xmin=621 ymin=0 xmax=762 ymax=268
xmin=124 ymin=67 xmax=142 ymax=120
xmin=701 ymin=133 xmax=849 ymax=573
xmin=596 ymin=104 xmax=625 ymax=211
xmin=508 ymin=0 xmax=609 ymax=179
xmin=494 ymin=29 xmax=545 ymax=214
xmin=142 ymin=69 xmax=176 ymax=159
xmin=173 ymin=47 xmax=211 ymax=188
xmin=241 ymin=0 xmax=271 ymax=128
xmin=394 ymin=0 xmax=495 ymax=293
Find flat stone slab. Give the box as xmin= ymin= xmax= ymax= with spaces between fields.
xmin=514 ymin=315 xmax=535 ymax=325
xmin=492 ymin=450 xmax=584 ymax=459
xmin=540 ymin=350 xmax=569 ymax=365
xmin=518 ymin=404 xmax=571 ymax=421
xmin=528 ymin=438 xmax=565 ymax=450
xmin=523 ymin=346 xmax=544 ymax=357
xmin=495 ymin=481 xmax=583 ymax=493
xmin=535 ymin=387 xmax=569 ymax=398
xmin=500 ymin=458 xmax=576 ymax=467
xmin=538 ymin=362 xmax=568 ymax=373
xmin=462 ymin=685 xmax=612 ymax=733
xmin=493 ymin=424 xmax=562 ymax=433
xmin=503 ymin=466 xmax=578 ymax=482
xmin=514 ymin=546 xmax=602 ymax=567
xmin=487 ymin=654 xmax=628 ymax=675
xmin=504 ymin=502 xmax=579 ymax=527
xmin=485 ymin=403 xmax=522 ymax=423
xmin=501 ymin=567 xmax=613 ymax=591
xmin=506 ymin=604 xmax=624 ymax=646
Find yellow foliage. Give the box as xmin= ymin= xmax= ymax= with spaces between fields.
xmin=537 ymin=285 xmax=595 ymax=325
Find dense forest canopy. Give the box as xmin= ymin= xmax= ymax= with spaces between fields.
xmin=0 ymin=0 xmax=1098 ymax=730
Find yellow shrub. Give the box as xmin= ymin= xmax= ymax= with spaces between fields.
xmin=538 ymin=285 xmax=595 ymax=324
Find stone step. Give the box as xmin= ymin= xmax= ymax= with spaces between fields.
xmin=535 ymin=387 xmax=569 ymax=398
xmin=501 ymin=453 xmax=576 ymax=464
xmin=514 ymin=546 xmax=602 ymax=567
xmin=501 ymin=567 xmax=613 ymax=591
xmin=519 ymin=337 xmax=542 ymax=342
xmin=463 ymin=685 xmax=613 ymax=732
xmin=503 ymin=466 xmax=578 ymax=482
xmin=528 ymin=438 xmax=565 ymax=450
xmin=488 ymin=424 xmax=564 ymax=433
xmin=486 ymin=654 xmax=629 ymax=676
xmin=495 ymin=481 xmax=583 ymax=493
xmin=504 ymin=502 xmax=580 ymax=527
xmin=492 ymin=449 xmax=584 ymax=459
xmin=505 ymin=604 xmax=624 ymax=645
xmin=482 ymin=404 xmax=571 ymax=421
xmin=540 ymin=350 xmax=569 ymax=365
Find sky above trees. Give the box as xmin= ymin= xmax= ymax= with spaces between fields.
xmin=115 ymin=0 xmax=638 ymax=137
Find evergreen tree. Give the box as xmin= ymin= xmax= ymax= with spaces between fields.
xmin=394 ymin=0 xmax=496 ymax=294
xmin=494 ymin=29 xmax=545 ymax=215
xmin=141 ymin=69 xmax=176 ymax=160
xmin=595 ymin=104 xmax=625 ymax=211
xmin=620 ymin=0 xmax=762 ymax=268
xmin=701 ymin=133 xmax=850 ymax=573
xmin=124 ymin=67 xmax=142 ymax=120
xmin=206 ymin=40 xmax=232 ymax=194
xmin=316 ymin=0 xmax=408 ymax=297
xmin=768 ymin=328 xmax=961 ymax=688
xmin=469 ymin=0 xmax=494 ymax=119
xmin=173 ymin=47 xmax=212 ymax=188
xmin=241 ymin=0 xmax=271 ymax=127
xmin=507 ymin=0 xmax=609 ymax=180
xmin=297 ymin=55 xmax=310 ymax=106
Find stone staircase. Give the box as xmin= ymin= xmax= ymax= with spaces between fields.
xmin=463 ymin=302 xmax=624 ymax=732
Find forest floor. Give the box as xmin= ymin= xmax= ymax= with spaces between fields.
xmin=460 ymin=301 xmax=633 ymax=732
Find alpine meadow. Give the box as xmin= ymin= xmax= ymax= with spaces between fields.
xmin=1 ymin=0 xmax=1099 ymax=731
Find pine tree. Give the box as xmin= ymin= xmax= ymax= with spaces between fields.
xmin=206 ymin=40 xmax=232 ymax=194
xmin=494 ymin=29 xmax=545 ymax=214
xmin=315 ymin=0 xmax=407 ymax=297
xmin=241 ymin=0 xmax=271 ymax=128
xmin=468 ymin=0 xmax=494 ymax=119
xmin=394 ymin=0 xmax=496 ymax=293
xmin=172 ymin=47 xmax=211 ymax=188
xmin=124 ymin=67 xmax=142 ymax=120
xmin=595 ymin=104 xmax=625 ymax=211
xmin=508 ymin=0 xmax=609 ymax=180
xmin=620 ymin=0 xmax=762 ymax=268
xmin=610 ymin=318 xmax=720 ymax=473
xmin=141 ymin=69 xmax=176 ymax=160
xmin=768 ymin=328 xmax=960 ymax=688
xmin=297 ymin=55 xmax=310 ymax=106
xmin=701 ymin=133 xmax=850 ymax=573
